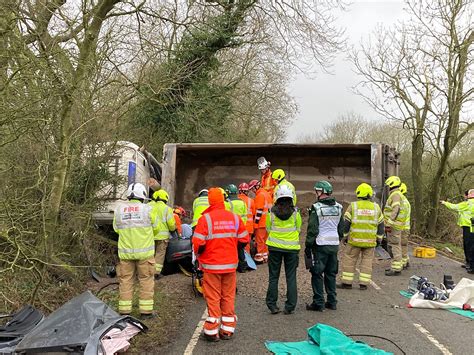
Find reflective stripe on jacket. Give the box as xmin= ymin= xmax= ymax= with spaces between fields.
xmin=442 ymin=199 xmax=474 ymax=227
xmin=150 ymin=201 xmax=176 ymax=240
xmin=192 ymin=196 xmax=210 ymax=226
xmin=261 ymin=170 xmax=277 ymax=199
xmin=345 ymin=200 xmax=383 ymax=248
xmin=266 ymin=210 xmax=302 ymax=250
xmin=239 ymin=194 xmax=255 ymax=234
xmin=314 ymin=202 xmax=343 ymax=246
xmin=113 ymin=200 xmax=155 ymax=260
xmin=229 ymin=197 xmax=247 ymax=224
xmin=383 ymin=190 xmax=410 ymax=231
xmin=192 ymin=203 xmax=249 ymax=273
xmin=273 ymin=179 xmax=297 ymax=205
xmin=254 ymin=188 xmax=272 ymax=228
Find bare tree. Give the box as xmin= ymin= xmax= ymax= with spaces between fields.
xmin=351 ymin=0 xmax=473 ymax=235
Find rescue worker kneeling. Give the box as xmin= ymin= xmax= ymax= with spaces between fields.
xmin=192 ymin=188 xmax=249 ymax=342
xmin=113 ymin=183 xmax=156 ymax=318
xmin=265 ymin=185 xmax=301 ymax=315
xmin=339 ymin=183 xmax=384 ymax=290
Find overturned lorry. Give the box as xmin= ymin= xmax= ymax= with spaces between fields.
xmin=160 ymin=143 xmax=400 ymax=210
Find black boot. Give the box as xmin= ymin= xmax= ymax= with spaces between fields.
xmin=306 ymin=303 xmax=324 ymax=312
xmin=385 ymin=269 xmax=401 ymax=276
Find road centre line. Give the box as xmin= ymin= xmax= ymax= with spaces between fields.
xmin=413 ymin=323 xmax=452 ymax=355
xmin=183 ymin=307 xmax=207 ymax=355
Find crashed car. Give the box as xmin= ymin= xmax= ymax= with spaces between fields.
xmin=163 ymin=231 xmax=193 ymax=274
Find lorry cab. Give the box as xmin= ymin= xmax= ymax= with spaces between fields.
xmin=93 ymin=141 xmax=160 ymax=226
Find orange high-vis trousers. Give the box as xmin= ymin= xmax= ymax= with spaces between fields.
xmin=254 ymin=227 xmax=269 ymax=261
xmin=202 ymin=272 xmax=237 ymax=338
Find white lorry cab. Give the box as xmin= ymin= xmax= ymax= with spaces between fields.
xmin=92 ymin=141 xmax=161 ymax=226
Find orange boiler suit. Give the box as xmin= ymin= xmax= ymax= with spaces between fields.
xmin=192 ymin=201 xmax=249 ymax=340
xmin=253 ymin=187 xmax=272 ymax=262
xmin=261 ymin=169 xmax=277 ymax=200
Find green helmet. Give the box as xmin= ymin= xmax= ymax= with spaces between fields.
xmin=225 ymin=184 xmax=238 ymax=195
xmin=314 ymin=180 xmax=333 ymax=195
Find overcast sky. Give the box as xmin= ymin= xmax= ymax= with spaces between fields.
xmin=286 ymin=0 xmax=409 ymax=142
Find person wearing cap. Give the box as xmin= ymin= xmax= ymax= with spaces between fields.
xmin=265 ymin=185 xmax=302 ymax=315
xmin=272 ymin=168 xmax=297 ymax=205
xmin=192 ymin=188 xmax=249 ymax=342
xmin=150 ymin=189 xmax=176 ymax=278
xmin=339 ymin=183 xmax=384 ymax=290
xmin=192 ymin=189 xmax=210 ymax=229
xmin=441 ymin=189 xmax=474 ymax=273
xmin=113 ymin=183 xmax=157 ymax=318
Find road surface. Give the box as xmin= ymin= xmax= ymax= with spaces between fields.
xmin=159 ymin=246 xmax=472 ymax=355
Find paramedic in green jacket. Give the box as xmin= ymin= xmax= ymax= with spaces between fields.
xmin=305 ymin=181 xmax=344 ymax=312
xmin=441 ymin=189 xmax=474 ymax=273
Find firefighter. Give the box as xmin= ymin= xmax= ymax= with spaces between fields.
xmin=305 ymin=181 xmax=344 ymax=312
xmin=339 ymin=183 xmax=384 ymax=290
xmin=441 ymin=189 xmax=474 ymax=273
xmin=192 ymin=188 xmax=249 ymax=342
xmin=150 ymin=189 xmax=176 ymax=278
xmin=113 ymin=183 xmax=156 ymax=318
xmin=249 ymin=179 xmax=272 ymax=263
xmin=266 ymin=185 xmax=302 ymax=315
xmin=238 ymin=182 xmax=256 ymax=255
xmin=226 ymin=184 xmax=247 ymax=224
xmin=192 ymin=189 xmax=209 ymax=228
xmin=399 ymin=183 xmax=411 ymax=269
xmin=257 ymin=156 xmax=277 ymax=199
xmin=272 ymin=168 xmax=297 ymax=205
xmin=383 ymin=176 xmax=410 ymax=276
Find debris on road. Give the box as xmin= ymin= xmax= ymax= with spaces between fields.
xmin=266 ymin=323 xmax=393 ymax=354
xmin=15 ymin=291 xmax=147 ymax=354
xmin=0 ymin=306 xmax=43 ymax=354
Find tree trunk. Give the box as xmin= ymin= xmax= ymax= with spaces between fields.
xmin=411 ymin=132 xmax=424 ymax=234
xmin=42 ymin=0 xmax=120 ymax=257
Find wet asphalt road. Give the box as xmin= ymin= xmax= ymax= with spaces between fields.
xmin=160 ymin=247 xmax=473 ymax=355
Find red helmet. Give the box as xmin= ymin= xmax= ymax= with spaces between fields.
xmin=174 ymin=206 xmax=186 ymax=217
xmin=248 ymin=179 xmax=260 ymax=190
xmin=238 ymin=182 xmax=249 ymax=192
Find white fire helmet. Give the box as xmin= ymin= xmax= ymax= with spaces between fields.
xmin=257 ymin=156 xmax=270 ymax=170
xmin=126 ymin=183 xmax=147 ymax=200
xmin=274 ymin=185 xmax=294 ymax=201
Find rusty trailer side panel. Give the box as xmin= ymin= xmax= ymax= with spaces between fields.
xmin=161 ymin=143 xmax=399 ymax=210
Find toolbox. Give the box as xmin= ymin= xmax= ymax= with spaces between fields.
xmin=413 ymin=247 xmax=437 ymax=258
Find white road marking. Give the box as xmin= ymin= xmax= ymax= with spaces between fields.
xmin=183 ymin=307 xmax=207 ymax=355
xmin=369 ymin=279 xmax=381 ymax=290
xmin=356 ymin=268 xmax=381 ymax=290
xmin=413 ymin=323 xmax=452 ymax=355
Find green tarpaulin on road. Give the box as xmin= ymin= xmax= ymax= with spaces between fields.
xmin=265 ymin=323 xmax=392 ymax=355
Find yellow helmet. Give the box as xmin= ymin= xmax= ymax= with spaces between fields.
xmin=400 ymin=183 xmax=407 ymax=195
xmin=385 ymin=176 xmax=401 ymax=189
xmin=153 ymin=189 xmax=169 ymax=202
xmin=355 ymin=183 xmax=373 ymax=198
xmin=218 ymin=187 xmax=228 ymax=198
xmin=272 ymin=169 xmax=286 ymax=181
